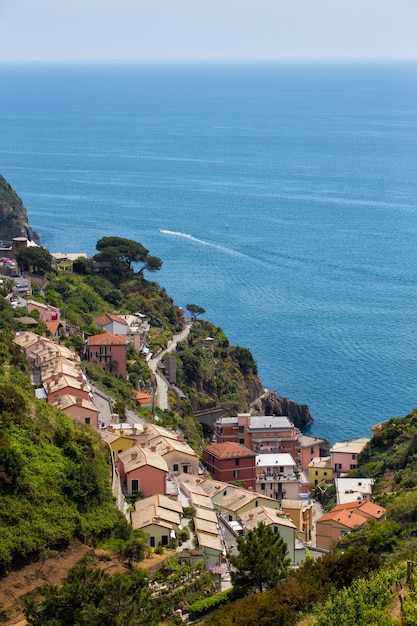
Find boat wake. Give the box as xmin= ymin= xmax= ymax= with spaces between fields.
xmin=159 ymin=229 xmax=247 ymax=259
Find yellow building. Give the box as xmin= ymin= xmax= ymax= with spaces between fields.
xmin=308 ymin=456 xmax=333 ymax=487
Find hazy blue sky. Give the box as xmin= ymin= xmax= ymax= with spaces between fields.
xmin=0 ymin=0 xmax=416 ymax=61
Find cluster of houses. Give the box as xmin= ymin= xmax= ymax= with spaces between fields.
xmin=9 ymin=268 xmax=387 ymax=569
xmin=13 ymin=325 xmax=387 ymax=560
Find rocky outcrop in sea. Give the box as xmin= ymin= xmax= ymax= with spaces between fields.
xmin=251 ymin=389 xmax=313 ymax=430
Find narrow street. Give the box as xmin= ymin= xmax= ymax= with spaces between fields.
xmin=148 ymin=322 xmax=192 ymax=411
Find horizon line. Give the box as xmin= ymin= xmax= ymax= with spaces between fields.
xmin=1 ymin=56 xmax=417 ymax=65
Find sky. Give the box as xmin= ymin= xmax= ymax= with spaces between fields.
xmin=0 ymin=0 xmax=416 ymax=61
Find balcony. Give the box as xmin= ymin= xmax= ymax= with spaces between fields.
xmin=256 ymin=473 xmax=300 ymax=483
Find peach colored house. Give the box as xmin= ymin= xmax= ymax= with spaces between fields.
xmin=50 ymin=394 xmax=99 ymax=428
xmin=298 ymin=435 xmax=326 ymax=471
xmin=316 ymin=500 xmax=386 ymax=550
xmin=87 ymin=332 xmax=127 ymax=378
xmin=330 ymin=438 xmax=370 ymax=476
xmin=118 ymin=446 xmax=168 ymax=497
xmin=131 ymin=495 xmax=183 ymax=548
xmin=27 ymin=299 xmax=60 ymax=323
xmin=44 ymin=373 xmax=91 ymax=403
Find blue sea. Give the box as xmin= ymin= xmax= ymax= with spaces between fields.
xmin=1 ymin=61 xmax=417 ymax=443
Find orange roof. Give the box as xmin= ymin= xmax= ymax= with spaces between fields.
xmin=355 ymin=500 xmax=386 ymax=519
xmin=88 ymin=332 xmax=126 ymax=346
xmin=134 ymin=391 xmax=152 ymax=404
xmin=203 ymin=441 xmax=256 ymax=459
xmin=317 ymin=508 xmax=367 ymax=529
xmin=45 ymin=320 xmax=60 ymax=335
xmin=96 ymin=312 xmax=127 ymax=326
xmin=329 ymin=500 xmax=386 ymax=520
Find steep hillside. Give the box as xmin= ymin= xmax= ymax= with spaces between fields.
xmin=0 ymin=174 xmax=39 ymax=242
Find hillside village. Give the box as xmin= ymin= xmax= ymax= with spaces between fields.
xmin=4 ymin=234 xmax=391 ymax=599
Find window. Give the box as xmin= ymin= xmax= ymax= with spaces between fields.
xmin=335 ymin=463 xmax=342 ymax=471
xmin=310 ymin=447 xmax=314 ymax=454
xmin=238 ymin=425 xmax=245 ymax=433
xmin=234 ymin=470 xmax=240 ymax=478
xmin=315 ymin=470 xmax=318 ymax=476
xmin=131 ymin=479 xmax=139 ymax=494
xmin=352 ymin=454 xmax=356 ymax=460
xmin=161 ymin=535 xmax=168 ymax=546
xmin=235 ymin=458 xmax=240 ymax=466
xmin=150 ymin=537 xmax=155 ymax=547
xmin=324 ymin=471 xmax=327 ymax=476
xmin=173 ymin=463 xmax=179 ymax=472
xmin=350 ymin=464 xmax=356 ymax=470
xmin=100 ymin=346 xmax=107 ymax=355
xmin=239 ymin=438 xmax=245 ymax=445
xmin=84 ymin=418 xmax=90 ymax=425
xmin=228 ymin=515 xmax=233 ymax=522
xmin=340 ymin=530 xmax=347 ymax=537
xmin=280 ymin=467 xmax=284 ymax=473
xmin=100 ymin=356 xmax=106 ymax=363
xmin=261 ymin=483 xmax=266 ymax=491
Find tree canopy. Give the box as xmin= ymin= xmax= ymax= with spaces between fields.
xmin=229 ymin=521 xmax=291 ymax=593
xmin=15 ymin=245 xmax=52 ymax=274
xmin=186 ymin=303 xmax=205 ymax=321
xmin=95 ymin=236 xmax=162 ymax=276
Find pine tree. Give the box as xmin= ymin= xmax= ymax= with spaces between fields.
xmin=229 ymin=521 xmax=291 ymax=593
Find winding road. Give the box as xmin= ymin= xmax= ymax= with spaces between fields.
xmin=148 ymin=323 xmax=192 ymax=411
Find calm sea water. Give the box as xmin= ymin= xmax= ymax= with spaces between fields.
xmin=1 ymin=61 xmax=417 ymax=443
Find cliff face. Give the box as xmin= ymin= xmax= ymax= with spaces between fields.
xmin=251 ymin=389 xmax=313 ymax=430
xmin=0 ymin=174 xmax=40 ymax=242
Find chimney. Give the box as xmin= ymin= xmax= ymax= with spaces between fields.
xmin=151 ymin=446 xmax=156 ymax=453
xmin=75 ymin=396 xmax=82 ymax=406
xmin=141 ymin=442 xmax=146 ymax=448
xmin=131 ymin=451 xmax=138 ymax=460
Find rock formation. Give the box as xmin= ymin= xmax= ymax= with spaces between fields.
xmin=0 ymin=174 xmax=40 ymax=242
xmin=250 ymin=389 xmax=313 ymax=430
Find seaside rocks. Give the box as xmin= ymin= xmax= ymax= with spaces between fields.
xmin=250 ymin=389 xmax=313 ymax=430
xmin=0 ymin=174 xmax=40 ymax=243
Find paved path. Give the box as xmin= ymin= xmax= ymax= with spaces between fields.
xmin=148 ymin=323 xmax=192 ymax=411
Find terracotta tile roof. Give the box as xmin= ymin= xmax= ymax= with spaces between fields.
xmin=88 ymin=332 xmax=126 ymax=346
xmin=45 ymin=320 xmax=60 ymax=335
xmin=203 ymin=441 xmax=256 ymax=459
xmin=317 ymin=508 xmax=366 ymax=528
xmin=316 ymin=504 xmax=377 ymax=528
xmin=96 ymin=312 xmax=127 ymax=326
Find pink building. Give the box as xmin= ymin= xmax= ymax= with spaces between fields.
xmin=118 ymin=446 xmax=169 ymax=498
xmin=87 ymin=332 xmax=127 ymax=378
xmin=202 ymin=442 xmax=256 ymax=490
xmin=216 ymin=413 xmax=300 ymax=460
xmin=50 ymin=394 xmax=99 ymax=429
xmin=330 ymin=438 xmax=370 ymax=476
xmin=298 ymin=435 xmax=326 ymax=471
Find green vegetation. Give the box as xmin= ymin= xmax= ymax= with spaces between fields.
xmin=229 ymin=522 xmax=290 ymax=593
xmin=95 ymin=236 xmax=162 ymax=277
xmin=15 ymin=245 xmax=52 ymax=274
xmin=25 ymin=557 xmax=213 ymax=625
xmin=0 ymin=351 xmax=127 ymax=574
xmin=175 ymin=319 xmax=262 ymax=415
